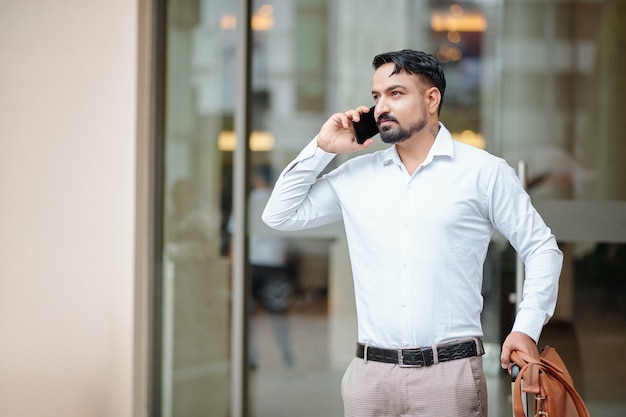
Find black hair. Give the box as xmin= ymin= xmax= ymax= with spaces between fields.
xmin=372 ymin=49 xmax=446 ymax=114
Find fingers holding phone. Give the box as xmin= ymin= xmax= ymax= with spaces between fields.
xmin=317 ymin=106 xmax=376 ymax=153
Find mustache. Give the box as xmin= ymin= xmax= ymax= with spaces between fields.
xmin=377 ymin=114 xmax=397 ymax=124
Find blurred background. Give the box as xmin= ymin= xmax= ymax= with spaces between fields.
xmin=1 ymin=0 xmax=625 ymax=416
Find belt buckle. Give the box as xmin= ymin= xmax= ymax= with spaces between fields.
xmin=398 ymin=348 xmax=425 ymax=368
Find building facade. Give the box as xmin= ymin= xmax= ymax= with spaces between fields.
xmin=1 ymin=1 xmax=625 ymax=416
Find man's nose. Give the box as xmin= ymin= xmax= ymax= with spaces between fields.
xmin=374 ymin=99 xmax=389 ymax=120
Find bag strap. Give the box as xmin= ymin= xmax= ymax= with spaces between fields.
xmin=511 ymin=350 xmax=590 ymax=417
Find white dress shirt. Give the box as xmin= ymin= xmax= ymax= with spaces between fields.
xmin=263 ymin=123 xmax=562 ymax=348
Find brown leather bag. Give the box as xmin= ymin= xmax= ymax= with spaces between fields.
xmin=511 ymin=346 xmax=590 ymax=417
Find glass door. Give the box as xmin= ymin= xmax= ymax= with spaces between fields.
xmin=245 ymin=1 xmax=626 ymax=416
xmin=493 ymin=2 xmax=626 ymax=415
xmin=158 ymin=1 xmax=239 ymax=415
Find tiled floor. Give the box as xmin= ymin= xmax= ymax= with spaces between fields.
xmin=250 ymin=295 xmax=626 ymax=417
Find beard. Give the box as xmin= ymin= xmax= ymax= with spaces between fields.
xmin=379 ymin=113 xmax=428 ymax=144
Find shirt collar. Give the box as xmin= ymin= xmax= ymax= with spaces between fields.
xmin=382 ymin=122 xmax=454 ymax=166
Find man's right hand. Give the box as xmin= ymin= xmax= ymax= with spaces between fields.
xmin=317 ymin=105 xmax=375 ymax=153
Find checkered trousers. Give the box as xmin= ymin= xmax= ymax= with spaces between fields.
xmin=341 ymin=355 xmax=487 ymax=417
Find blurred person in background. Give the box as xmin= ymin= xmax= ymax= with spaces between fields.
xmin=232 ymin=165 xmax=295 ymax=369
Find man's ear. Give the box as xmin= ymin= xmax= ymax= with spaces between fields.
xmin=425 ymin=86 xmax=441 ymax=115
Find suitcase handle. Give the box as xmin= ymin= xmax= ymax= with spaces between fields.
xmin=511 ymin=364 xmax=520 ymax=382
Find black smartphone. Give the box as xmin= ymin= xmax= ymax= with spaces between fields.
xmin=352 ymin=106 xmax=379 ymax=144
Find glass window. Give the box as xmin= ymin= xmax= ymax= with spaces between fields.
xmin=155 ymin=1 xmax=626 ymax=416
xmin=158 ymin=0 xmax=238 ymax=415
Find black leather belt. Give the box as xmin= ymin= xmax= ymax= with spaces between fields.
xmin=356 ymin=339 xmax=483 ymax=367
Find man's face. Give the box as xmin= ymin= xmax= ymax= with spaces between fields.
xmin=371 ymin=63 xmax=431 ymax=144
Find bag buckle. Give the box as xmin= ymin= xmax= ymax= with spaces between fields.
xmin=534 ymin=395 xmax=548 ymax=417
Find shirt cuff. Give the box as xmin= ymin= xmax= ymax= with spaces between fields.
xmin=283 ymin=137 xmax=336 ymax=174
xmin=511 ymin=309 xmax=546 ymax=343
xmin=301 ymin=136 xmax=335 ymax=159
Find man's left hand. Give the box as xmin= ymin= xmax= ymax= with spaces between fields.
xmin=500 ymin=331 xmax=539 ymax=373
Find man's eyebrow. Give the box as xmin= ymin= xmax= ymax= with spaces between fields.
xmin=371 ymin=84 xmax=407 ymax=95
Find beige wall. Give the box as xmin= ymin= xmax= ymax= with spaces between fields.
xmin=0 ymin=1 xmax=139 ymax=416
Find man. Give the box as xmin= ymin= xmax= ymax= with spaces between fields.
xmin=262 ymin=49 xmax=562 ymax=416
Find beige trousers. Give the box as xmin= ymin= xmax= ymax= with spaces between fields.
xmin=341 ymin=355 xmax=487 ymax=417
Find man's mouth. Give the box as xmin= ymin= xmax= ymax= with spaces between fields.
xmin=378 ymin=116 xmax=396 ymax=129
